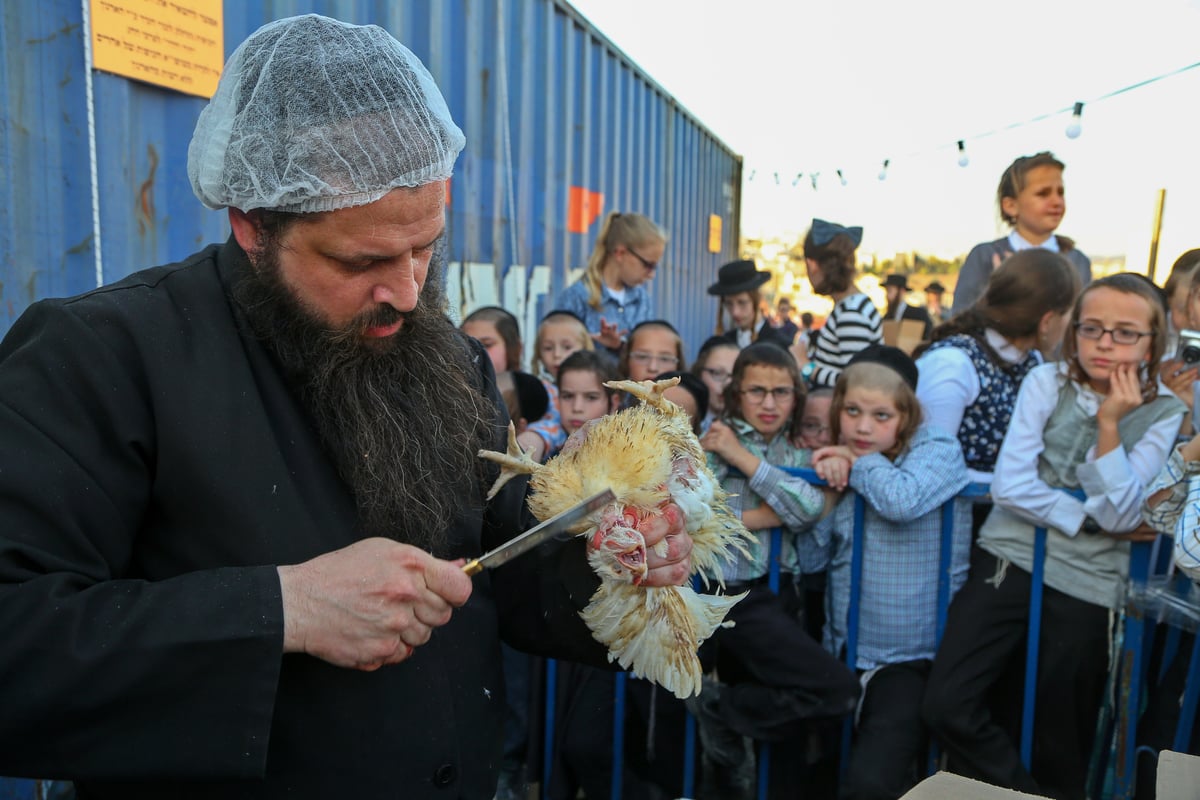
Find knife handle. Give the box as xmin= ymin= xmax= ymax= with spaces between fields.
xmin=462 ymin=559 xmax=483 ymax=576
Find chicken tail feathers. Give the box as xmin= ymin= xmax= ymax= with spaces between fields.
xmin=580 ymin=582 xmax=747 ymax=699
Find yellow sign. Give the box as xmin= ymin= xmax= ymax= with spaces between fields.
xmin=708 ymin=214 xmax=722 ymax=254
xmin=90 ymin=0 xmax=223 ymax=99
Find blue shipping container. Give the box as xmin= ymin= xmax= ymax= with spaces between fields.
xmin=0 ymin=0 xmax=742 ymax=361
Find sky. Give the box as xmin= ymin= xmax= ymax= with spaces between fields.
xmin=567 ymin=0 xmax=1200 ymax=278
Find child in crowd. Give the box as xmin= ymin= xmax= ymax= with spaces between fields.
xmin=804 ymin=346 xmax=970 ymax=800
xmin=462 ymin=305 xmax=549 ymax=436
xmin=915 ymin=250 xmax=1080 ymax=536
xmin=462 ymin=305 xmax=523 ymax=374
xmin=618 ymin=320 xmax=687 ymax=383
xmin=924 ymin=274 xmax=1185 ymax=800
xmin=652 ymin=370 xmax=709 ymax=436
xmin=1159 ymin=249 xmax=1200 ymax=423
xmin=798 ymin=387 xmax=834 ymax=449
xmin=555 ymin=350 xmax=620 ymax=438
xmin=517 ymin=310 xmax=593 ymax=461
xmin=706 ymin=260 xmax=794 ymax=349
xmin=692 ymin=336 xmax=741 ymax=433
xmin=1137 ymin=392 xmax=1200 ymax=796
xmin=461 ymin=304 xmax=541 ymax=800
xmin=556 ymin=211 xmax=667 ymax=353
xmin=698 ymin=343 xmax=860 ymax=799
xmin=551 ymin=348 xmax=691 ymax=800
xmin=532 ymin=310 xmax=593 ymax=382
xmin=795 ymin=384 xmax=835 ymax=640
xmin=953 ymin=152 xmax=1091 ymax=312
xmin=496 ymin=370 xmax=548 ymax=433
xmin=801 ymin=218 xmax=883 ymax=389
xmin=1162 ymin=249 xmax=1200 ymax=351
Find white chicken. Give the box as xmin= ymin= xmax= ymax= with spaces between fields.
xmin=479 ymin=377 xmax=753 ymax=698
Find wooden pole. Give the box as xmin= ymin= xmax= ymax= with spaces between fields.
xmin=1147 ymin=188 xmax=1167 ymax=280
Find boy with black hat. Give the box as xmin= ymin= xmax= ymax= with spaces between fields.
xmin=708 ymin=260 xmax=794 ymax=349
xmin=924 ymin=280 xmax=948 ymax=327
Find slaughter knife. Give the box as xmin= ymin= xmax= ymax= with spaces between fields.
xmin=461 ymin=489 xmax=615 ymax=576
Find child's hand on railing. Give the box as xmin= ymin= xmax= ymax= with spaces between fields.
xmin=1105 ymin=520 xmax=1160 ymax=542
xmin=812 ymin=445 xmax=857 ymax=491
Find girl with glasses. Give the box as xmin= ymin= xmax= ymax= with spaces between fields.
xmin=797 ymin=387 xmax=834 ymax=449
xmin=617 ymin=320 xmax=686 ymax=383
xmin=556 ymin=211 xmax=667 ymax=354
xmin=924 ymin=274 xmax=1185 ymax=799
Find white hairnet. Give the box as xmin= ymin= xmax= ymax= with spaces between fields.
xmin=187 ymin=14 xmax=466 ymax=213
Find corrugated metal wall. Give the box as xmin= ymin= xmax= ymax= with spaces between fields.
xmin=0 ymin=0 xmax=741 ymax=360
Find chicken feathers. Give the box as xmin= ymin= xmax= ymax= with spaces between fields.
xmin=479 ymin=377 xmax=753 ymax=698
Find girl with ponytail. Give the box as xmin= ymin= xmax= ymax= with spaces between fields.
xmin=556 ymin=211 xmax=667 ymax=353
xmin=915 ymin=249 xmax=1080 ymax=533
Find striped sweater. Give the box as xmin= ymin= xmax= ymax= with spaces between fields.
xmin=808 ymin=291 xmax=883 ymax=389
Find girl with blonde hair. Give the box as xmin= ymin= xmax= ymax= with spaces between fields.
xmin=556 ymin=211 xmax=667 ymax=352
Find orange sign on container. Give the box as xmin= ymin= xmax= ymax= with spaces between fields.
xmin=708 ymin=215 xmax=722 ymax=254
xmin=90 ymin=0 xmax=224 ymax=99
xmin=567 ymin=187 xmax=605 ymax=234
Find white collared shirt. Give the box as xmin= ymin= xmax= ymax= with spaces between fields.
xmin=991 ymin=363 xmax=1181 ymax=537
xmin=916 ymin=329 xmax=1038 ymax=483
xmin=1008 ymin=230 xmax=1061 ymax=253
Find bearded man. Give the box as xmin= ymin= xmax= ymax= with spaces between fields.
xmin=0 ymin=14 xmax=691 ymax=799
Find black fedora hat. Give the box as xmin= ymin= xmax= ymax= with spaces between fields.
xmin=707 ymin=260 xmax=771 ymax=296
xmin=883 ymin=274 xmax=909 ymax=290
xmin=924 ymin=280 xmax=946 ymax=295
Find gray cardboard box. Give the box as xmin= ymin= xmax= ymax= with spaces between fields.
xmin=899 ymin=772 xmax=1050 ymax=799
xmin=1156 ymin=750 xmax=1200 ymax=800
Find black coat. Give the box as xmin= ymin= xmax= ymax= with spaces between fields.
xmin=716 ymin=321 xmax=795 ymax=350
xmin=890 ymin=302 xmax=934 ymax=341
xmin=0 ymin=240 xmax=605 ymax=798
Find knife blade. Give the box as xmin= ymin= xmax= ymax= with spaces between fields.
xmin=462 ymin=488 xmax=615 ymax=576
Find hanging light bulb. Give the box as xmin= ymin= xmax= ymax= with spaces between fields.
xmin=957 ymin=140 xmax=969 ymax=168
xmin=1065 ymin=102 xmax=1084 ymax=139
xmin=810 ymin=172 xmax=820 ymax=190
xmin=773 ymin=172 xmax=780 ymax=185
xmin=877 ymin=159 xmax=890 ymax=181
xmin=791 ymin=172 xmax=803 ymax=187
xmin=837 ymin=169 xmax=848 ymax=187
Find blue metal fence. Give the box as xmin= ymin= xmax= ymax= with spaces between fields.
xmin=536 ymin=474 xmax=1200 ymax=799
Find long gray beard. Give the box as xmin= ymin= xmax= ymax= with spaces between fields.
xmin=232 ymin=242 xmax=497 ymax=553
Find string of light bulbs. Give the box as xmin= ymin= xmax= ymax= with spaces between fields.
xmin=746 ymin=58 xmax=1200 ymax=187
